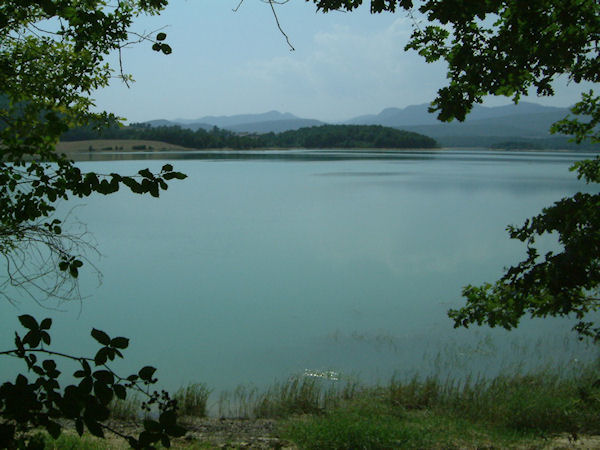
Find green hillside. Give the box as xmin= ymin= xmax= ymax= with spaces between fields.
xmin=61 ymin=123 xmax=438 ymax=150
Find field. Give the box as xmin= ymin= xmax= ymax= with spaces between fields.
xmin=56 ymin=139 xmax=188 ymax=153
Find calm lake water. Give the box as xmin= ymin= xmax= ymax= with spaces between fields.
xmin=1 ymin=149 xmax=599 ymax=399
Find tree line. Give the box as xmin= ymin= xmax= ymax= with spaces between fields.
xmin=61 ymin=123 xmax=439 ymax=150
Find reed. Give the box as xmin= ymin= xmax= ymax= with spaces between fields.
xmin=174 ymin=383 xmax=211 ymax=417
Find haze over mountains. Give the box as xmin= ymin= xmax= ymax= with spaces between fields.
xmin=142 ymin=102 xmax=593 ymax=148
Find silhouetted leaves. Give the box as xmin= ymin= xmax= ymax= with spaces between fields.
xmin=139 ymin=366 xmax=157 ymax=382
xmin=91 ymin=329 xmax=111 ymax=346
xmin=18 ymin=315 xmax=38 ymax=331
xmin=1 ymin=317 xmax=185 ymax=448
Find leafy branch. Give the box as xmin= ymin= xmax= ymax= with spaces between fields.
xmin=0 ymin=315 xmax=186 ymax=449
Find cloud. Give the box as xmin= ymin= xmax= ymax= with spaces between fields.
xmin=233 ymin=17 xmax=448 ymax=121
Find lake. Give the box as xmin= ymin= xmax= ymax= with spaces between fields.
xmin=1 ymin=148 xmax=598 ymax=402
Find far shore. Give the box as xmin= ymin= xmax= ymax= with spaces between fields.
xmin=56 ymin=139 xmax=593 ymax=162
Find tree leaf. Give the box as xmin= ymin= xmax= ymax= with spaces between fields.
xmin=84 ymin=418 xmax=104 ymax=438
xmin=144 ymin=419 xmax=162 ymax=433
xmin=159 ymin=410 xmax=177 ymax=427
xmin=41 ymin=331 xmax=51 ymax=346
xmin=138 ymin=366 xmax=157 ymax=381
xmin=94 ymin=380 xmax=113 ymax=406
xmin=75 ymin=418 xmax=84 ymax=436
xmin=39 ymin=318 xmax=52 ymax=330
xmin=94 ymin=348 xmax=109 ymax=366
xmin=114 ymin=384 xmax=127 ymax=400
xmin=45 ymin=420 xmax=61 ymax=439
xmin=93 ymin=370 xmax=114 ymax=385
xmin=166 ymin=424 xmax=186 ymax=438
xmin=110 ymin=336 xmax=129 ymax=349
xmin=91 ymin=329 xmax=111 ymax=345
xmin=19 ymin=315 xmax=38 ymax=331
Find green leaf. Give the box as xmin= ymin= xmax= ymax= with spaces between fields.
xmin=84 ymin=418 xmax=104 ymax=438
xmin=156 ymin=32 xmax=167 ymax=41
xmin=94 ymin=348 xmax=109 ymax=366
xmin=166 ymin=424 xmax=186 ymax=438
xmin=19 ymin=315 xmax=39 ymax=331
xmin=161 ymin=44 xmax=172 ymax=55
xmin=161 ymin=164 xmax=173 ymax=172
xmin=79 ymin=377 xmax=93 ymax=395
xmin=138 ymin=366 xmax=157 ymax=381
xmin=94 ymin=381 xmax=113 ymax=406
xmin=23 ymin=331 xmax=42 ymax=348
xmin=110 ymin=336 xmax=129 ymax=349
xmin=91 ymin=329 xmax=111 ymax=345
xmin=114 ymin=384 xmax=127 ymax=400
xmin=75 ymin=418 xmax=84 ymax=436
xmin=42 ymin=360 xmax=57 ymax=372
xmin=138 ymin=168 xmax=154 ymax=179
xmin=139 ymin=430 xmax=160 ymax=447
xmin=39 ymin=318 xmax=52 ymax=330
xmin=163 ymin=172 xmax=187 ymax=180
xmin=93 ymin=370 xmax=114 ymax=385
xmin=46 ymin=420 xmax=61 ymax=439
xmin=159 ymin=410 xmax=177 ymax=427
xmin=144 ymin=419 xmax=162 ymax=433
xmin=41 ymin=331 xmax=51 ymax=345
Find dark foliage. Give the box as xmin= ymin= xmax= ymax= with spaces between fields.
xmin=62 ymin=123 xmax=438 ymax=150
xmin=0 ymin=315 xmax=185 ymax=448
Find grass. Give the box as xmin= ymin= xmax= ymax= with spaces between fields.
xmin=388 ymin=363 xmax=600 ymax=435
xmin=109 ymin=396 xmax=142 ymax=421
xmin=17 ymin=357 xmax=600 ymax=448
xmin=217 ymin=376 xmax=362 ymax=418
xmin=175 ymin=383 xmax=211 ymax=417
xmin=56 ymin=139 xmax=187 ymax=153
xmin=277 ymin=361 xmax=600 ymax=449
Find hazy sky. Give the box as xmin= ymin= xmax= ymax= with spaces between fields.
xmin=92 ymin=0 xmax=592 ymax=123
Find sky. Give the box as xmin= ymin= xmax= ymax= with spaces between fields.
xmin=91 ymin=0 xmax=593 ymax=124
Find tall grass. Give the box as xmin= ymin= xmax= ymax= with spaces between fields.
xmin=217 ymin=376 xmax=362 ymax=418
xmin=175 ymin=383 xmax=211 ymax=417
xmin=278 ymin=359 xmax=600 ymax=448
xmin=388 ymin=360 xmax=600 ymax=435
xmin=109 ymin=396 xmax=141 ymax=421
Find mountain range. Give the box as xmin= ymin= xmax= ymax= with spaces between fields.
xmin=142 ymin=102 xmax=595 ymax=149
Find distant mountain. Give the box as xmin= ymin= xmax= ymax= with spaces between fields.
xmin=342 ymin=102 xmax=592 ymax=148
xmin=344 ymin=102 xmax=569 ymax=129
xmin=176 ymin=110 xmax=299 ymax=129
xmin=401 ymin=110 xmax=570 ymax=138
xmin=344 ymin=104 xmax=440 ymax=126
xmin=227 ymin=119 xmax=325 ymax=134
xmin=140 ymin=102 xmax=598 ymax=149
xmin=143 ymin=111 xmax=318 ymax=133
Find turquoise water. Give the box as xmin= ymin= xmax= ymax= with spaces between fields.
xmin=1 ymin=149 xmax=598 ymax=394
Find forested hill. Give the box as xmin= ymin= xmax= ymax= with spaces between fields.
xmin=61 ymin=124 xmax=438 ymax=150
xmin=263 ymin=125 xmax=438 ymax=149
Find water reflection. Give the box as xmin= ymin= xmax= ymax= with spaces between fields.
xmin=1 ymin=149 xmax=599 ymax=394
xmin=69 ymin=148 xmax=597 ymax=165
